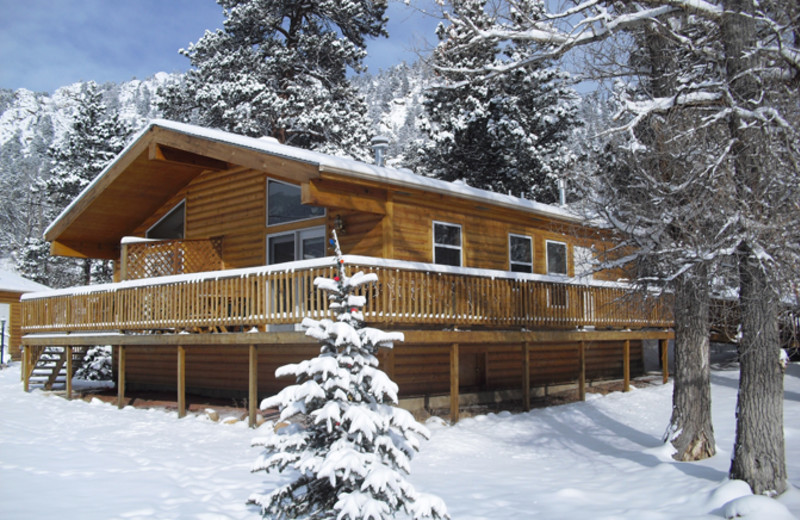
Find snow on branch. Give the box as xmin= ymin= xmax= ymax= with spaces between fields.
xmin=250 ymin=232 xmax=448 ymax=519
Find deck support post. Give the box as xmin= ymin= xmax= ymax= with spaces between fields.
xmin=22 ymin=346 xmax=31 ymax=392
xmin=117 ymin=346 xmax=126 ymax=409
xmin=660 ymin=338 xmax=669 ymax=383
xmin=623 ymin=340 xmax=630 ymax=392
xmin=578 ymin=341 xmax=586 ymax=401
xmin=522 ymin=342 xmax=531 ymax=411
xmin=177 ymin=346 xmax=186 ymax=418
xmin=450 ymin=343 xmax=459 ymax=424
xmin=248 ymin=344 xmax=258 ymax=428
xmin=65 ymin=346 xmax=73 ymax=400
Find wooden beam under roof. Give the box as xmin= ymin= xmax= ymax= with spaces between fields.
xmin=50 ymin=240 xmax=119 ymax=260
xmin=301 ymin=178 xmax=387 ymax=215
xmin=151 ymin=126 xmax=320 ymax=182
xmin=148 ymin=143 xmax=229 ymax=171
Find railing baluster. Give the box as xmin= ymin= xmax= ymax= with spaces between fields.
xmin=21 ymin=258 xmax=674 ymax=334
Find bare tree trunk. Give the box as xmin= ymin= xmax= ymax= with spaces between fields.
xmin=729 ymin=245 xmax=787 ymax=495
xmin=722 ymin=0 xmax=787 ymax=495
xmin=665 ymin=264 xmax=715 ymax=460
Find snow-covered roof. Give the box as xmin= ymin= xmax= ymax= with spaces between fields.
xmin=146 ymin=119 xmax=582 ymax=222
xmin=0 ymin=269 xmax=49 ymax=294
xmin=46 ymin=119 xmax=579 ymax=240
xmin=45 ymin=119 xmax=586 ymax=257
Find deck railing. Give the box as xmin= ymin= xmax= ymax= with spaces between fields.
xmin=21 ymin=255 xmax=673 ymax=334
xmin=121 ymin=237 xmax=224 ymax=280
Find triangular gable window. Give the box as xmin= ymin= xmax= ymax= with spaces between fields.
xmin=147 ymin=201 xmax=185 ymax=239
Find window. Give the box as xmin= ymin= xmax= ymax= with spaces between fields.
xmin=267 ymin=226 xmax=325 ymax=265
xmin=147 ymin=200 xmax=185 ymax=239
xmin=546 ymin=240 xmax=568 ymax=276
xmin=433 ymin=222 xmax=462 ymax=267
xmin=267 ymin=179 xmax=325 ymax=226
xmin=509 ymin=234 xmax=533 ymax=273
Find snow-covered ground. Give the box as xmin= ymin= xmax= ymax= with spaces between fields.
xmin=1 ymin=362 xmax=798 ymax=520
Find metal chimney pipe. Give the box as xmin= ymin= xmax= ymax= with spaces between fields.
xmin=371 ymin=136 xmax=390 ymax=167
xmin=558 ymin=178 xmax=567 ymax=206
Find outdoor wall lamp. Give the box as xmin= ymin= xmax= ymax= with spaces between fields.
xmin=334 ymin=214 xmax=345 ymax=234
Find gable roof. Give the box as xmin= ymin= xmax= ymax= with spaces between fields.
xmin=0 ymin=269 xmax=50 ymax=295
xmin=46 ymin=119 xmax=581 ymax=259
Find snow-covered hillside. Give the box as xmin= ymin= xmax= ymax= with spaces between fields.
xmin=0 ymin=362 xmax=798 ymax=519
xmin=0 ymin=73 xmax=172 ymax=157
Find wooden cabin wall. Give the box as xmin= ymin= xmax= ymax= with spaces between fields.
xmin=117 ymin=340 xmax=643 ymax=401
xmin=383 ymin=189 xmax=621 ymax=281
xmin=332 ymin=210 xmax=384 ymax=257
xmin=131 ymin=167 xmax=268 ymax=270
xmin=186 ymin=167 xmax=266 ymax=268
xmin=0 ymin=292 xmax=22 ymax=360
xmin=130 ymin=166 xmax=623 ymax=282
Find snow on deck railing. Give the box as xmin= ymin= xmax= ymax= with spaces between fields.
xmin=20 ymin=255 xmax=674 ymax=333
xmin=21 ymin=255 xmax=640 ymax=301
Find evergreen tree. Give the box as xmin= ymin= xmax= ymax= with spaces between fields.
xmin=433 ymin=0 xmax=799 ymax=495
xmin=74 ymin=345 xmax=113 ymax=381
xmin=21 ymin=81 xmax=132 ymax=287
xmin=159 ymin=0 xmax=388 ymax=161
xmin=410 ymin=0 xmax=580 ymax=203
xmin=250 ymin=234 xmax=448 ymax=520
xmin=45 ymin=81 xmax=131 ymax=210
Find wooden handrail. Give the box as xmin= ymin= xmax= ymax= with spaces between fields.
xmin=21 ymin=257 xmax=673 ymax=334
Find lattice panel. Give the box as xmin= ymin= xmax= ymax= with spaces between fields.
xmin=125 ymin=239 xmax=224 ymax=280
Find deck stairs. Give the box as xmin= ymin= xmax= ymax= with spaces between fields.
xmin=27 ymin=346 xmax=89 ymax=391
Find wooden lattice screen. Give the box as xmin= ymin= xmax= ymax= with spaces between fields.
xmin=124 ymin=238 xmax=224 ymax=280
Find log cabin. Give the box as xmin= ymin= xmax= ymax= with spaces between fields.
xmin=20 ymin=119 xmax=673 ymax=423
xmin=0 ymin=270 xmax=48 ymax=362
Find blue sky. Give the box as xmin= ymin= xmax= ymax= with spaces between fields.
xmin=0 ymin=0 xmax=441 ymax=93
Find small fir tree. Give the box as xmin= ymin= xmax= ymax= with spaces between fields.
xmin=250 ymin=234 xmax=448 ymax=520
xmin=74 ymin=346 xmax=113 ymax=381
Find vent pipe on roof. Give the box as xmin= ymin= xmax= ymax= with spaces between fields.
xmin=371 ymin=136 xmax=390 ymax=167
xmin=558 ymin=178 xmax=567 ymax=206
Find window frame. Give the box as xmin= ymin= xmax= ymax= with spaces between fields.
xmin=146 ymin=199 xmax=185 ymax=239
xmin=545 ymin=240 xmax=569 ymax=276
xmin=432 ymin=221 xmax=463 ymax=267
xmin=266 ymin=178 xmax=326 ymax=228
xmin=266 ymin=225 xmax=326 ymax=265
xmin=508 ymin=233 xmax=533 ymax=273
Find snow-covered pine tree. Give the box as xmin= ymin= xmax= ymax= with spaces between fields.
xmin=435 ymin=0 xmax=799 ymax=494
xmin=409 ymin=0 xmax=580 ymax=203
xmin=250 ymin=233 xmax=448 ymax=520
xmin=22 ymin=81 xmax=132 ymax=287
xmin=74 ymin=345 xmax=113 ymax=381
xmin=159 ymin=0 xmax=388 ymax=161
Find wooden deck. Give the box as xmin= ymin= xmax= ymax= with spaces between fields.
xmin=21 ymin=255 xmax=673 ymax=334
xmin=20 ymin=256 xmax=674 ymax=426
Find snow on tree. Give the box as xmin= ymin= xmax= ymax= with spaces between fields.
xmin=74 ymin=346 xmax=113 ymax=381
xmin=159 ymin=0 xmax=388 ymax=161
xmin=20 ymin=81 xmax=133 ymax=287
xmin=352 ymin=61 xmax=432 ymax=167
xmin=409 ymin=0 xmax=580 ymax=203
xmin=250 ymin=234 xmax=449 ymax=520
xmin=434 ymin=0 xmax=799 ymax=495
xmin=44 ymin=81 xmax=131 ymax=210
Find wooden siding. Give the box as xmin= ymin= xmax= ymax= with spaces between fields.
xmin=116 ymin=339 xmax=644 ymax=400
xmin=121 ymin=164 xmax=621 ymax=285
xmin=0 ymin=292 xmax=22 ymax=360
xmin=333 ymin=210 xmax=384 ymax=257
xmin=294 ymin=171 xmax=617 ymax=280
